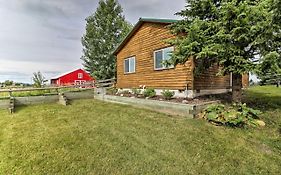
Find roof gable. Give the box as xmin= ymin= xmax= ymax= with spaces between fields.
xmin=51 ymin=68 xmax=85 ymax=80
xmin=113 ymin=18 xmax=178 ymax=55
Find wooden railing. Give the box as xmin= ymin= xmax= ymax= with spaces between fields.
xmin=0 ymin=79 xmax=116 ymax=114
xmin=0 ymin=82 xmax=95 ymax=97
xmin=95 ymin=78 xmax=116 ymax=88
xmin=0 ymin=78 xmax=116 ymax=97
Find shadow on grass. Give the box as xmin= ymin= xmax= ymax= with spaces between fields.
xmin=243 ymin=91 xmax=281 ymax=111
xmin=199 ymin=88 xmax=281 ymax=111
xmin=12 ymin=105 xmax=29 ymax=113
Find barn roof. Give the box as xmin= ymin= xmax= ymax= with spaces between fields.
xmin=50 ymin=68 xmax=84 ymax=80
xmin=113 ymin=18 xmax=179 ymax=55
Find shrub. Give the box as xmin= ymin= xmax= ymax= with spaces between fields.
xmin=132 ymin=88 xmax=141 ymax=95
xmin=199 ymin=103 xmax=263 ymax=127
xmin=161 ymin=90 xmax=175 ymax=100
xmin=143 ymin=88 xmax=156 ymax=98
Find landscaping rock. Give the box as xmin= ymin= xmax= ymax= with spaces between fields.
xmin=182 ymin=100 xmax=188 ymax=104
xmin=256 ymin=120 xmax=266 ymax=127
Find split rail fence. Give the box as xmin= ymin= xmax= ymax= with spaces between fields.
xmin=0 ymin=79 xmax=116 ymax=113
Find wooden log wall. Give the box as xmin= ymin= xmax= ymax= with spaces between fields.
xmin=116 ymin=22 xmax=193 ymax=90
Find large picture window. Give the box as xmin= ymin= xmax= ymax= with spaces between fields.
xmin=154 ymin=47 xmax=174 ymax=70
xmin=124 ymin=56 xmax=136 ymax=74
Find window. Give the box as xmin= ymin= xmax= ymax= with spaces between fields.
xmin=124 ymin=56 xmax=136 ymax=74
xmin=154 ymin=47 xmax=174 ymax=70
xmin=78 ymin=73 xmax=83 ymax=79
xmin=75 ymin=80 xmax=86 ymax=85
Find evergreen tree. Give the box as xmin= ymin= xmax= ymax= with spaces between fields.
xmin=256 ymin=0 xmax=281 ymax=87
xmin=81 ymin=0 xmax=132 ymax=80
xmin=169 ymin=0 xmax=279 ymax=102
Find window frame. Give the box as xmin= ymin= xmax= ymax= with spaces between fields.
xmin=124 ymin=56 xmax=136 ymax=74
xmin=154 ymin=46 xmax=175 ymax=70
xmin=78 ymin=73 xmax=83 ymax=79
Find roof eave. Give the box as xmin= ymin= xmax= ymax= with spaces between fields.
xmin=113 ymin=18 xmax=178 ymax=55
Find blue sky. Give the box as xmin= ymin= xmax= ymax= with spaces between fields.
xmin=0 ymin=0 xmax=186 ymax=83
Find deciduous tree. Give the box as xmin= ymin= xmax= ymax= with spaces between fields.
xmin=32 ymin=71 xmax=46 ymax=88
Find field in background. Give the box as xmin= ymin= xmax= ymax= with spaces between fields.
xmin=0 ymin=86 xmax=280 ymax=174
xmin=0 ymin=87 xmax=86 ymax=99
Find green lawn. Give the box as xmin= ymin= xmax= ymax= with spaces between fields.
xmin=0 ymin=86 xmax=280 ymax=174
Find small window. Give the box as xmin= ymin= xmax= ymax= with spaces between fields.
xmin=78 ymin=73 xmax=83 ymax=79
xmin=124 ymin=56 xmax=136 ymax=74
xmin=154 ymin=47 xmax=174 ymax=70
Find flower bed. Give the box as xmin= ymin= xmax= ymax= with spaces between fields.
xmin=106 ymin=88 xmax=226 ymax=105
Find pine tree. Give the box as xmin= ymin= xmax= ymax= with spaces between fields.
xmin=81 ymin=0 xmax=132 ymax=80
xmin=169 ymin=0 xmax=279 ymax=102
xmin=256 ymin=0 xmax=281 ymax=87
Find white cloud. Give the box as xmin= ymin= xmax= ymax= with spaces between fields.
xmin=0 ymin=0 xmax=186 ymax=83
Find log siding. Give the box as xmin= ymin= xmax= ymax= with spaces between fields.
xmin=115 ymin=19 xmax=247 ymax=93
xmin=116 ymin=22 xmax=193 ymax=90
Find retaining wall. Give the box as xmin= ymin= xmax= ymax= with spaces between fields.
xmin=0 ymin=91 xmax=95 ymax=111
xmin=64 ymin=91 xmax=95 ymax=100
xmin=15 ymin=95 xmax=59 ymax=106
xmin=0 ymin=99 xmax=10 ymax=109
xmin=95 ymin=94 xmax=218 ymax=118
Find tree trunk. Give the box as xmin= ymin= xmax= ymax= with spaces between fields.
xmin=232 ymin=74 xmax=242 ymax=103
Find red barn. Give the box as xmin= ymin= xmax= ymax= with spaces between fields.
xmin=50 ymin=68 xmax=94 ymax=86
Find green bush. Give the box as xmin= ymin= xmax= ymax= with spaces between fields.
xmin=161 ymin=90 xmax=175 ymax=100
xmin=132 ymin=88 xmax=141 ymax=95
xmin=200 ymin=103 xmax=263 ymax=127
xmin=143 ymin=88 xmax=156 ymax=98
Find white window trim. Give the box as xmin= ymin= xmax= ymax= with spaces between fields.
xmin=124 ymin=56 xmax=136 ymax=74
xmin=75 ymin=80 xmax=86 ymax=85
xmin=78 ymin=73 xmax=83 ymax=79
xmin=154 ymin=46 xmax=174 ymax=70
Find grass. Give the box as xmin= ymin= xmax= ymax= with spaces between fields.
xmin=0 ymin=86 xmax=280 ymax=174
xmin=244 ymin=85 xmax=281 ymax=109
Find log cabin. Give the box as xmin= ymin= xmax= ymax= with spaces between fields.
xmin=113 ymin=18 xmax=249 ymax=98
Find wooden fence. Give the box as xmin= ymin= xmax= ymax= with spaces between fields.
xmin=95 ymin=78 xmax=116 ymax=88
xmin=0 ymin=79 xmax=116 ymax=96
xmin=0 ymin=79 xmax=116 ymax=113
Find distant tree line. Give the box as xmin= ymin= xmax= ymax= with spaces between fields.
xmin=0 ymin=71 xmax=47 ymax=88
xmin=0 ymin=80 xmax=32 ymax=88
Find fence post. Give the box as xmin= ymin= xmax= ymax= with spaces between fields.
xmin=9 ymin=89 xmax=15 ymax=114
xmin=55 ymin=88 xmax=59 ymax=95
xmin=58 ymin=93 xmax=68 ymax=106
xmin=8 ymin=89 xmax=12 ymax=98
